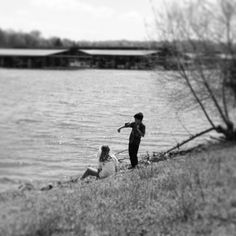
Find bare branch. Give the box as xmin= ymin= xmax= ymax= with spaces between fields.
xmin=163 ymin=127 xmax=215 ymax=155
xmin=178 ymin=64 xmax=216 ymax=129
xmin=197 ymin=63 xmax=229 ymax=126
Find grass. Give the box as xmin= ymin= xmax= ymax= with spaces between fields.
xmin=0 ymin=142 xmax=235 ymax=236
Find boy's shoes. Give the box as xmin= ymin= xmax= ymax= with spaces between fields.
xmin=128 ymin=165 xmax=138 ymax=170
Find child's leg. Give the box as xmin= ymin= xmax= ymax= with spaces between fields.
xmin=81 ymin=167 xmax=99 ymax=180
xmin=129 ymin=143 xmax=140 ymax=167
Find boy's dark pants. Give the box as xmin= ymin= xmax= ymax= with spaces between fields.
xmin=129 ymin=142 xmax=140 ymax=167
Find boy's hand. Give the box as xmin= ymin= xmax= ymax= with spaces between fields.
xmin=117 ymin=128 xmax=121 ymax=133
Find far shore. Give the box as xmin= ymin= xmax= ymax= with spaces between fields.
xmin=0 ymin=141 xmax=235 ymax=236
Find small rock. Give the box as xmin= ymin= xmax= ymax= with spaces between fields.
xmin=18 ymin=183 xmax=35 ymax=191
xmin=40 ymin=184 xmax=53 ymax=191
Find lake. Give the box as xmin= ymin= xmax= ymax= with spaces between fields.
xmin=0 ymin=69 xmax=210 ymax=191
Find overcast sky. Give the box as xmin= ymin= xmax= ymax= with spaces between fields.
xmin=0 ymin=0 xmax=164 ymax=41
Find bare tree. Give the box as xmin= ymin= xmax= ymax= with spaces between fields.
xmin=152 ymin=0 xmax=236 ymax=140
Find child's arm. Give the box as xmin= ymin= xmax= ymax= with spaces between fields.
xmin=137 ymin=125 xmax=145 ymax=137
xmin=97 ymin=162 xmax=102 ymax=174
xmin=112 ymin=155 xmax=119 ymax=172
xmin=117 ymin=123 xmax=131 ymax=133
xmin=117 ymin=125 xmax=125 ymax=133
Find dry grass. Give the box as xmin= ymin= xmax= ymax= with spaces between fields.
xmin=0 ymin=142 xmax=235 ymax=236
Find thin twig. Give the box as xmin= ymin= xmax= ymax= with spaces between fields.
xmin=115 ymin=149 xmax=128 ymax=155
xmin=179 ymin=63 xmax=216 ymax=129
xmin=163 ymin=127 xmax=215 ymax=155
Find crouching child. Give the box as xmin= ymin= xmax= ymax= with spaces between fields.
xmin=81 ymin=145 xmax=119 ymax=180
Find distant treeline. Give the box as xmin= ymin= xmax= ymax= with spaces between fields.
xmin=0 ymin=28 xmax=161 ymax=49
xmin=0 ymin=28 xmax=228 ymax=52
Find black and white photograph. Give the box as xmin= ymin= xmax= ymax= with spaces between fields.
xmin=0 ymin=0 xmax=235 ymax=235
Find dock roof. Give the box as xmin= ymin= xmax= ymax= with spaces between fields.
xmin=79 ymin=49 xmax=158 ymax=56
xmin=0 ymin=49 xmax=67 ymax=57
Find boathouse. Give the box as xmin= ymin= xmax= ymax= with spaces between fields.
xmin=0 ymin=48 xmax=159 ymax=69
xmin=0 ymin=49 xmax=70 ymax=68
xmin=76 ymin=49 xmax=159 ymax=69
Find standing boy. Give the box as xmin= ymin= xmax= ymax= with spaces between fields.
xmin=117 ymin=112 xmax=145 ymax=169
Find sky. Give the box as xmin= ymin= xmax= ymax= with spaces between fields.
xmin=0 ymin=0 xmax=163 ymax=41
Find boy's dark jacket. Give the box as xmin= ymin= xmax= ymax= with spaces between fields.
xmin=125 ymin=122 xmax=145 ymax=145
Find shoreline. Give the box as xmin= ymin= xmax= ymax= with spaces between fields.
xmin=0 ymin=137 xmax=213 ymax=194
xmin=0 ymin=143 xmax=203 ymax=195
xmin=0 ymin=141 xmax=235 ymax=235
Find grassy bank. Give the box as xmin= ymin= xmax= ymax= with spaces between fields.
xmin=0 ymin=142 xmax=235 ymax=236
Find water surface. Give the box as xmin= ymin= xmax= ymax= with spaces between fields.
xmin=0 ymin=69 xmax=210 ymax=191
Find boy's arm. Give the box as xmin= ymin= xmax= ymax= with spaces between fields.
xmin=117 ymin=125 xmax=125 ymax=133
xmin=117 ymin=123 xmax=131 ymax=133
xmin=137 ymin=125 xmax=145 ymax=137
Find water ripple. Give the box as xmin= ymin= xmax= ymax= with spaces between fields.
xmin=0 ymin=69 xmax=210 ymax=191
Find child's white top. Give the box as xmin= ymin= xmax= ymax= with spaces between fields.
xmin=97 ymin=151 xmax=119 ymax=179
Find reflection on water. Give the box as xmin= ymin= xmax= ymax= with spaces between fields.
xmin=0 ymin=69 xmax=210 ymax=191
